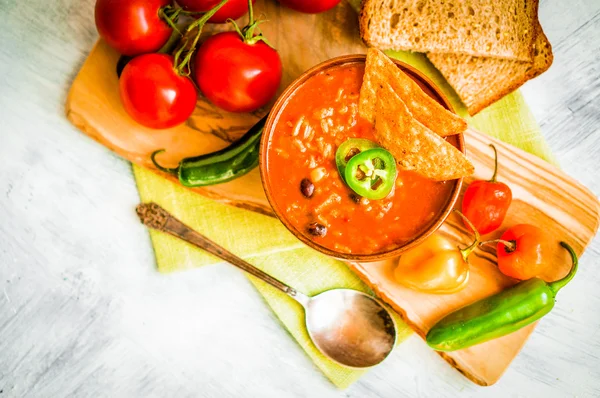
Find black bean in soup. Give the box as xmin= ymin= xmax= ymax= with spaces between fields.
xmin=300 ymin=178 xmax=315 ymax=198
xmin=307 ymin=222 xmax=327 ymax=237
xmin=349 ymin=193 xmax=362 ymax=203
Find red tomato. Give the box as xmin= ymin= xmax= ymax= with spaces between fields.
xmin=277 ymin=0 xmax=340 ymax=13
xmin=120 ymin=54 xmax=197 ymax=129
xmin=177 ymin=0 xmax=256 ymax=23
xmin=95 ymin=0 xmax=173 ymax=56
xmin=193 ymin=31 xmax=282 ymax=113
xmin=496 ymin=224 xmax=548 ymax=280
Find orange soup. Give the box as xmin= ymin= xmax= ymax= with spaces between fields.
xmin=265 ymin=63 xmax=455 ymax=255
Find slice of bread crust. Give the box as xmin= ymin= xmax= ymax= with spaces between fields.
xmin=428 ymin=22 xmax=553 ymax=115
xmin=360 ymin=0 xmax=539 ymax=62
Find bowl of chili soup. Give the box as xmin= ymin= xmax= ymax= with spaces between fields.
xmin=260 ymin=55 xmax=464 ymax=261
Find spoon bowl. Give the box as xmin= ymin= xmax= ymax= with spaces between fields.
xmin=305 ymin=289 xmax=396 ymax=368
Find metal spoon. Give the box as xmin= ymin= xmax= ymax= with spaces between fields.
xmin=136 ymin=202 xmax=397 ymax=368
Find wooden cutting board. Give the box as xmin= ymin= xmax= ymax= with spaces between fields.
xmin=65 ymin=0 xmax=600 ymax=386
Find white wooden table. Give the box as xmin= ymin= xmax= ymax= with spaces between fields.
xmin=1 ymin=0 xmax=599 ymax=396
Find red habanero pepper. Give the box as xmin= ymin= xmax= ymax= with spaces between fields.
xmin=461 ymin=144 xmax=512 ymax=235
xmin=494 ymin=224 xmax=549 ymax=280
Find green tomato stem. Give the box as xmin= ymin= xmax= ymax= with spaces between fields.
xmin=159 ymin=6 xmax=184 ymax=35
xmin=159 ymin=29 xmax=184 ymax=55
xmin=172 ymin=0 xmax=228 ymax=76
xmin=247 ymin=0 xmax=254 ymax=28
xmin=227 ymin=0 xmax=275 ymax=48
xmin=227 ymin=18 xmax=245 ymax=38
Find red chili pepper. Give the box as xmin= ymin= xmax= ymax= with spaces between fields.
xmin=495 ymin=224 xmax=548 ymax=280
xmin=461 ymin=144 xmax=512 ymax=235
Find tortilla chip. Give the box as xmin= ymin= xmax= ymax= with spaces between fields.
xmin=360 ymin=48 xmax=467 ymax=137
xmin=374 ymin=84 xmax=474 ymax=181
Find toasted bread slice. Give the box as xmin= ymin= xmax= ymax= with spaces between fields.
xmin=360 ymin=48 xmax=467 ymax=136
xmin=374 ymin=83 xmax=474 ymax=181
xmin=527 ymin=24 xmax=554 ymax=79
xmin=427 ymin=22 xmax=553 ymax=115
xmin=360 ymin=0 xmax=538 ymax=61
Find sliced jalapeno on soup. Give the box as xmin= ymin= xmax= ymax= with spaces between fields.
xmin=344 ymin=148 xmax=397 ymax=200
xmin=335 ymin=138 xmax=380 ymax=180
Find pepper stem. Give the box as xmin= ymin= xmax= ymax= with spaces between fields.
xmin=489 ymin=144 xmax=498 ymax=183
xmin=454 ymin=210 xmax=480 ymax=262
xmin=151 ymin=150 xmax=179 ymax=175
xmin=548 ymin=242 xmax=579 ymax=294
xmin=480 ymin=239 xmax=517 ymax=253
xmin=459 ymin=239 xmax=478 ymax=263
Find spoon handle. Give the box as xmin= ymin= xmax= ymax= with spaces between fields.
xmin=136 ymin=202 xmax=309 ymax=305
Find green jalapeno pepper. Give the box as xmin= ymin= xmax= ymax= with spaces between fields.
xmin=426 ymin=242 xmax=578 ymax=352
xmin=344 ymin=148 xmax=397 ymax=200
xmin=151 ymin=116 xmax=266 ymax=187
xmin=335 ymin=138 xmax=381 ymax=180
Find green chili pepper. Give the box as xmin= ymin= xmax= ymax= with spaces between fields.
xmin=151 ymin=116 xmax=266 ymax=187
xmin=344 ymin=148 xmax=397 ymax=200
xmin=335 ymin=138 xmax=380 ymax=180
xmin=426 ymin=242 xmax=578 ymax=352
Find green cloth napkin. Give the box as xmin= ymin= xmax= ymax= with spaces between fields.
xmin=133 ymin=1 xmax=555 ymax=388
